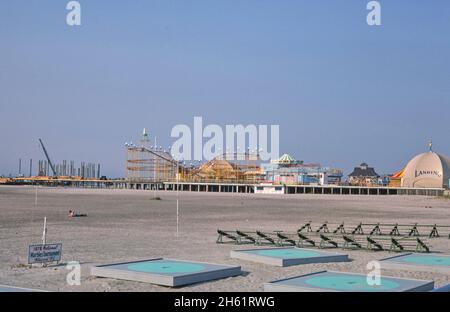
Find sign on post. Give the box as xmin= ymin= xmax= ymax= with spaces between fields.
xmin=28 ymin=243 xmax=62 ymax=264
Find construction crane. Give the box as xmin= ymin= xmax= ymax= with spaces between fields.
xmin=38 ymin=138 xmax=57 ymax=177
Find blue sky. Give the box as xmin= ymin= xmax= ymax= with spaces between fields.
xmin=1 ymin=0 xmax=449 ymax=177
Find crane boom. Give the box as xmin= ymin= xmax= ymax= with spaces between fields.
xmin=38 ymin=138 xmax=57 ymax=176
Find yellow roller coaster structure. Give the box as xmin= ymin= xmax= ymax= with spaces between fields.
xmin=125 ymin=147 xmax=264 ymax=184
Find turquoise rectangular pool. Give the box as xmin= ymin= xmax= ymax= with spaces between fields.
xmin=231 ymin=247 xmax=349 ymax=267
xmin=91 ymin=258 xmax=241 ymax=287
xmin=265 ymin=271 xmax=434 ymax=292
xmin=381 ymin=253 xmax=450 ymax=274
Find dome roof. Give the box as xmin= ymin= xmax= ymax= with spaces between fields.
xmin=401 ymin=151 xmax=450 ymax=188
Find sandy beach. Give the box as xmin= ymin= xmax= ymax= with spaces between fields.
xmin=1 ymin=185 xmax=449 ymax=292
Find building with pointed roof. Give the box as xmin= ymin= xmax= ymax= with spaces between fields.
xmin=348 ymin=163 xmax=380 ymax=186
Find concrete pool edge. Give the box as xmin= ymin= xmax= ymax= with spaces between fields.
xmin=230 ymin=247 xmax=349 ymax=267
xmin=0 ymin=284 xmax=48 ymax=292
xmin=90 ymin=258 xmax=242 ymax=287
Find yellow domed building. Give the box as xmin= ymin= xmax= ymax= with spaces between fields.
xmin=392 ymin=142 xmax=450 ymax=189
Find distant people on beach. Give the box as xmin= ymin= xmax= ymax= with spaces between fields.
xmin=68 ymin=210 xmax=87 ymax=217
